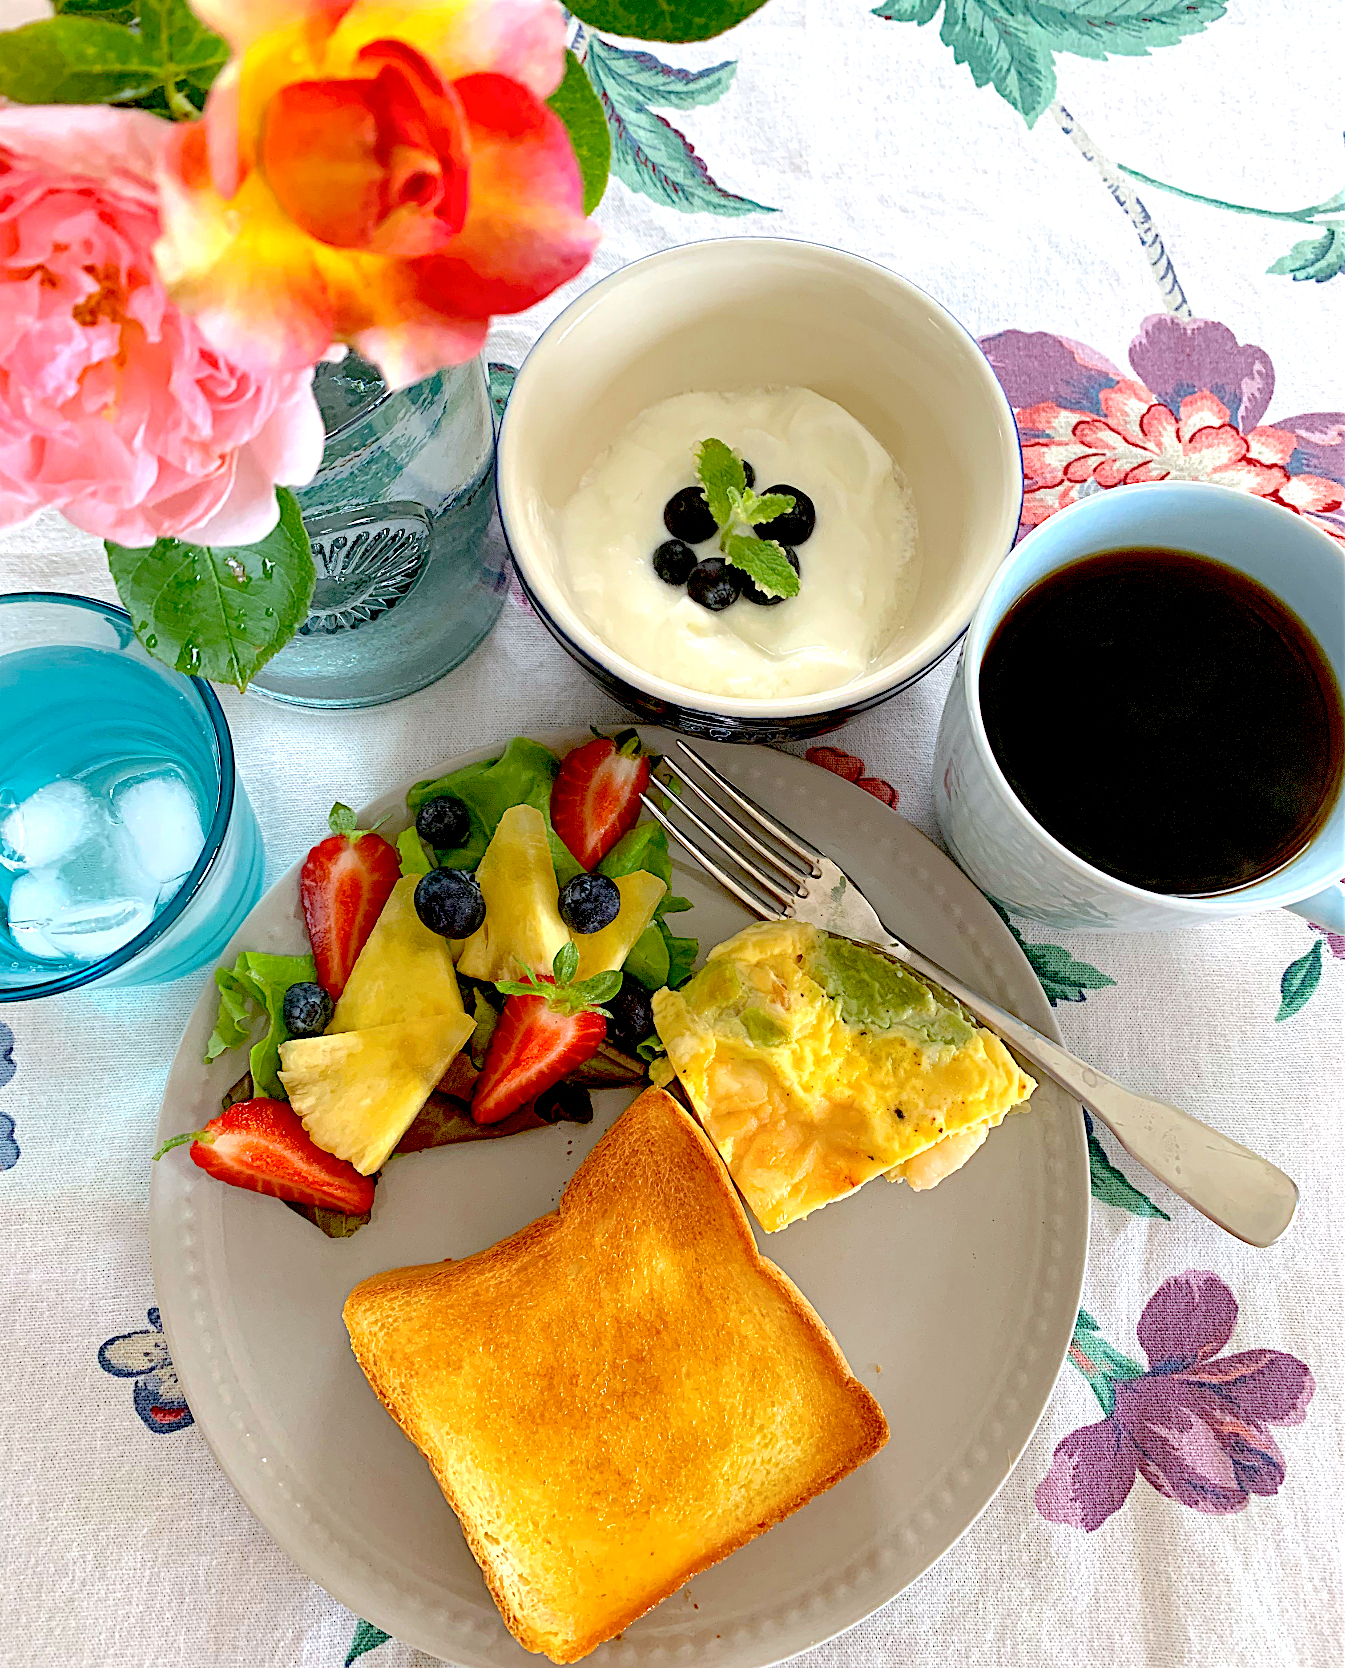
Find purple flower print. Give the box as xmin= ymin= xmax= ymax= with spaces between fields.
xmin=1037 ymin=1271 xmax=1314 ymax=1530
xmin=981 ymin=316 xmax=1344 ymax=544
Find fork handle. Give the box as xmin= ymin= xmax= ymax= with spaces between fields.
xmin=884 ymin=938 xmax=1299 ymax=1248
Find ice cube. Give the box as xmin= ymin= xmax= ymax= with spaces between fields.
xmin=18 ymin=828 xmax=159 ymax=964
xmin=0 ymin=779 xmax=98 ymax=871
xmin=112 ymin=768 xmax=206 ymax=886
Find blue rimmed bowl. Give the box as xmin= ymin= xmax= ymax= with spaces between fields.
xmin=496 ymin=238 xmax=1023 ymax=742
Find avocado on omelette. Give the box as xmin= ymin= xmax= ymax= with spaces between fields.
xmin=651 ymin=920 xmax=1036 ymax=1232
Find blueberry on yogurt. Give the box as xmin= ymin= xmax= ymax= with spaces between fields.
xmin=686 ymin=558 xmax=742 ymax=612
xmin=755 ymin=487 xmax=815 ymax=546
xmin=663 ymin=487 xmax=717 ymax=544
xmin=652 ymin=539 xmax=697 ymax=586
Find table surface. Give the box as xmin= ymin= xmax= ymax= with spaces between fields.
xmin=0 ymin=2 xmax=1341 ymax=1666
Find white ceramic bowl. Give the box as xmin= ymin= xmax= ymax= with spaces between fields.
xmin=497 ymin=239 xmax=1023 ymax=740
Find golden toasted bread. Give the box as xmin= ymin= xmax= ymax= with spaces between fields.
xmin=343 ymin=1086 xmax=888 ymax=1663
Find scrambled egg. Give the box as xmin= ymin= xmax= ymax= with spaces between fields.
xmin=651 ymin=920 xmax=1036 ymax=1232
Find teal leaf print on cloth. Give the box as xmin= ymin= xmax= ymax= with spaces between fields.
xmin=987 ymin=900 xmax=1116 ymax=1007
xmin=1084 ymin=1112 xmax=1169 ymax=1219
xmin=488 ymin=362 xmax=517 ymax=424
xmin=583 ymin=35 xmax=775 ymax=216
xmin=1038 ymin=1274 xmax=1314 ymax=1529
xmin=344 ymin=1620 xmax=391 ymax=1664
xmin=1268 ymin=222 xmax=1344 ymax=284
xmin=872 ymin=0 xmax=1227 ymax=126
xmin=1275 ymin=933 xmax=1341 ymax=1021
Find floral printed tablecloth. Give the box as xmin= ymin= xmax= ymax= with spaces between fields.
xmin=0 ymin=1 xmax=1341 ymax=1665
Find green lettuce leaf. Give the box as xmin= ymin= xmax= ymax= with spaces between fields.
xmin=598 ymin=821 xmax=672 ymax=888
xmin=408 ymin=736 xmax=583 ymax=884
xmin=205 ymin=950 xmax=316 ymax=1099
xmin=396 ymin=826 xmax=433 ymax=877
xmin=624 ymin=922 xmax=671 ymax=989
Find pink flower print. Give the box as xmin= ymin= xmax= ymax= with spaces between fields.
xmin=982 ymin=316 xmax=1343 ymax=543
xmin=1037 ymin=1272 xmax=1313 ymax=1531
xmin=806 ymin=746 xmax=899 ymax=807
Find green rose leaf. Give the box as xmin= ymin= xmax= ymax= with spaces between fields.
xmin=3 ymin=1 xmax=228 ymax=116
xmin=721 ymin=532 xmax=801 ymax=599
xmin=1023 ymin=941 xmax=1116 ymax=1006
xmin=1275 ymin=939 xmax=1324 ymax=1022
xmin=569 ymin=0 xmax=769 ymax=45
xmin=0 ymin=18 xmax=159 ymax=105
xmin=107 ymin=489 xmax=316 ymax=691
xmin=548 ymin=47 xmax=611 ymax=215
xmin=1268 ymin=223 xmax=1344 ymax=285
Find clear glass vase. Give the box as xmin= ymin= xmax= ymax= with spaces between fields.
xmin=249 ymin=352 xmax=508 ymax=708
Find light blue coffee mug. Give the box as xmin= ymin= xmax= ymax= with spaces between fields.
xmin=934 ymin=482 xmax=1345 ymax=934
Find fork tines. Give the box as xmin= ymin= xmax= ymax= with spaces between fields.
xmin=640 ymin=741 xmax=822 ymax=923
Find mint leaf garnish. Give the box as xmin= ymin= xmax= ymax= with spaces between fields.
xmin=695 ymin=438 xmax=745 ymax=526
xmin=721 ymin=533 xmax=801 ymax=599
xmin=495 ymin=945 xmax=620 ymax=1015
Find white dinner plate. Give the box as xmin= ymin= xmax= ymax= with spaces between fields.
xmin=150 ymin=731 xmax=1089 ymax=1668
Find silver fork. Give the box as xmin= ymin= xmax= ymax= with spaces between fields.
xmin=642 ymin=740 xmax=1299 ymax=1248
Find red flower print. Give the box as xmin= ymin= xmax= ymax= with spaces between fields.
xmin=1037 ymin=1272 xmax=1313 ymax=1531
xmin=982 ymin=316 xmax=1343 ymax=543
xmin=806 ymin=747 xmax=898 ymax=807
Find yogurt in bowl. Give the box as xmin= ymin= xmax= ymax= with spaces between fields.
xmin=559 ymin=387 xmax=920 ymax=700
xmin=497 ymin=238 xmax=1023 ymax=741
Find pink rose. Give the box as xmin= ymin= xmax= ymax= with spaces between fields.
xmin=0 ymin=105 xmax=323 ymax=548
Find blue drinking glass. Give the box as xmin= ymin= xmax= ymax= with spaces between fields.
xmin=0 ymin=593 xmax=265 ymax=1000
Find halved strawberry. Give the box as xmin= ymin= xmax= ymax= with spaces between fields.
xmin=153 ymin=1098 xmax=376 ymax=1215
xmin=300 ymin=802 xmax=400 ymax=997
xmin=471 ymin=945 xmax=617 ymax=1125
xmin=551 ymin=729 xmax=651 ymax=870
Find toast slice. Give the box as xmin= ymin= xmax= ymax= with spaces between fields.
xmin=343 ymin=1086 xmax=888 ymax=1663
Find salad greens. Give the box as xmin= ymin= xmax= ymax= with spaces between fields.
xmin=408 ymin=737 xmax=583 ymax=885
xmin=205 ymin=950 xmax=316 ymax=1098
xmin=598 ymin=821 xmax=697 ymax=989
xmin=396 ymin=826 xmax=433 ymax=877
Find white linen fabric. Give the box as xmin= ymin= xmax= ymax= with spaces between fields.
xmin=0 ymin=2 xmax=1341 ymax=1665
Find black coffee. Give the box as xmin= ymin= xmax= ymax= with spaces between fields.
xmin=979 ymin=548 xmax=1344 ymax=895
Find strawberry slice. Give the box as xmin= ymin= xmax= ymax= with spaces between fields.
xmin=472 ymin=995 xmax=607 ymax=1126
xmin=471 ymin=945 xmax=618 ymax=1125
xmin=153 ymin=1098 xmax=375 ymax=1215
xmin=300 ymin=802 xmax=400 ymax=997
xmin=551 ymin=729 xmax=651 ymax=871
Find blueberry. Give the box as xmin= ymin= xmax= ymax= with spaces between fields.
xmin=415 ymin=794 xmax=470 ymax=849
xmin=756 ymin=485 xmax=815 ymax=546
xmin=282 ymin=981 xmax=333 ymax=1039
xmin=686 ymin=558 xmax=742 ymax=612
xmin=653 ymin=539 xmax=697 ymax=586
xmin=742 ymin=460 xmax=756 ymax=489
xmin=559 ymin=873 xmax=621 ymax=934
xmin=535 ymin=1081 xmax=594 ymax=1124
xmin=663 ymin=486 xmax=717 ymax=544
xmin=607 ymin=972 xmax=655 ymax=1052
xmin=741 ymin=545 xmax=800 ymax=607
xmin=414 ymin=867 xmax=486 ymax=938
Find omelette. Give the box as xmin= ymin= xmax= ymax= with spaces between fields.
xmin=651 ymin=920 xmax=1036 ymax=1232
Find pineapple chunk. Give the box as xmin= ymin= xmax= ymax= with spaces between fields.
xmin=456 ymin=803 xmax=570 ymax=981
xmin=330 ymin=875 xmax=463 ymax=1033
xmin=279 ymin=1014 xmax=473 ymax=1174
xmin=573 ymin=871 xmax=667 ymax=982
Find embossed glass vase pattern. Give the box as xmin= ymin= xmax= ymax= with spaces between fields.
xmin=249 ymin=353 xmax=507 ymax=708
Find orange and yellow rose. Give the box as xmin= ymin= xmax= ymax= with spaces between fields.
xmin=155 ymin=0 xmax=598 ymax=388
